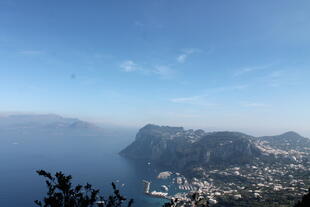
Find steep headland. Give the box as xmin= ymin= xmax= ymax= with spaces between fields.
xmin=120 ymin=124 xmax=310 ymax=172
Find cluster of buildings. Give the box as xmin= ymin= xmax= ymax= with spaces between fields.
xmin=170 ymin=129 xmax=206 ymax=143
xmin=144 ymin=154 xmax=309 ymax=205
xmin=255 ymin=140 xmax=308 ymax=161
xmin=141 ymin=136 xmax=310 ymax=206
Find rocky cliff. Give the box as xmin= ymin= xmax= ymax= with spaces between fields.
xmin=120 ymin=124 xmax=261 ymax=171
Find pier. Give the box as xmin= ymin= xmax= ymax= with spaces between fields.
xmin=142 ymin=180 xmax=171 ymax=200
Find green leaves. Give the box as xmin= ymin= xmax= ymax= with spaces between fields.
xmin=37 ymin=170 xmax=54 ymax=181
xmin=35 ymin=170 xmax=133 ymax=207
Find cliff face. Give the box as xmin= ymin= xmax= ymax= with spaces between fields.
xmin=120 ymin=124 xmax=261 ymax=170
xmin=119 ymin=124 xmax=191 ymax=162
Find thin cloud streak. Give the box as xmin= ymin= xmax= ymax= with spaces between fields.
xmin=120 ymin=61 xmax=176 ymax=79
xmin=233 ymin=63 xmax=275 ymax=77
xmin=120 ymin=48 xmax=201 ymax=78
xmin=153 ymin=65 xmax=175 ymax=79
xmin=170 ymin=95 xmax=214 ymax=106
xmin=170 ymin=85 xmax=249 ymax=106
xmin=120 ymin=60 xmax=138 ymax=72
xmin=203 ymin=84 xmax=249 ymax=94
xmin=241 ymin=102 xmax=270 ymax=108
xmin=177 ymin=48 xmax=201 ymax=63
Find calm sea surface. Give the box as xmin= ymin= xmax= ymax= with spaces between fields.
xmin=0 ymin=130 xmax=167 ymax=207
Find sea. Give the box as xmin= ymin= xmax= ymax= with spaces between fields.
xmin=0 ymin=128 xmax=168 ymax=207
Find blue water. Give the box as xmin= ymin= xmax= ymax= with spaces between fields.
xmin=0 ymin=130 xmax=167 ymax=207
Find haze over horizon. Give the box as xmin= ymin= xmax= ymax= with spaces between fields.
xmin=1 ymin=0 xmax=310 ymax=136
xmin=0 ymin=112 xmax=309 ymax=139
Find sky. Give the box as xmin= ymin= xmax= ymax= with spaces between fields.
xmin=0 ymin=0 xmax=310 ymax=136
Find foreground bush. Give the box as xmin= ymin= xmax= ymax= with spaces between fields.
xmin=294 ymin=188 xmax=310 ymax=207
xmin=35 ymin=170 xmax=133 ymax=207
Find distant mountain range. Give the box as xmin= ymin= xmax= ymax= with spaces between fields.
xmin=0 ymin=114 xmax=106 ymax=143
xmin=120 ymin=124 xmax=310 ymax=173
xmin=0 ymin=114 xmax=99 ymax=129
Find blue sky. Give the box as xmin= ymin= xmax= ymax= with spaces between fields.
xmin=1 ymin=0 xmax=310 ymax=136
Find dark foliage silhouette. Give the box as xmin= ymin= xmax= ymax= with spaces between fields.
xmin=35 ymin=170 xmax=133 ymax=207
xmin=294 ymin=188 xmax=310 ymax=207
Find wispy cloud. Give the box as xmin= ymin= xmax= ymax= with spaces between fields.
xmin=170 ymin=95 xmax=204 ymax=104
xmin=120 ymin=48 xmax=200 ymax=78
xmin=170 ymin=85 xmax=248 ymax=106
xmin=120 ymin=60 xmax=138 ymax=72
xmin=119 ymin=47 xmax=202 ymax=79
xmin=241 ymin=102 xmax=270 ymax=108
xmin=120 ymin=60 xmax=176 ymax=79
xmin=210 ymin=85 xmax=248 ymax=92
xmin=153 ymin=65 xmax=175 ymax=79
xmin=233 ymin=63 xmax=274 ymax=77
xmin=170 ymin=95 xmax=214 ymax=106
xmin=253 ymin=70 xmax=287 ymax=88
xmin=177 ymin=48 xmax=200 ymax=63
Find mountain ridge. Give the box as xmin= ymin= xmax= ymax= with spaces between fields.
xmin=120 ymin=124 xmax=309 ymax=173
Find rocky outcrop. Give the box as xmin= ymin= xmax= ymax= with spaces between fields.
xmin=120 ymin=124 xmax=261 ymax=171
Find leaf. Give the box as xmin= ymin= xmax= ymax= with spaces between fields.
xmin=34 ymin=200 xmax=42 ymax=206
